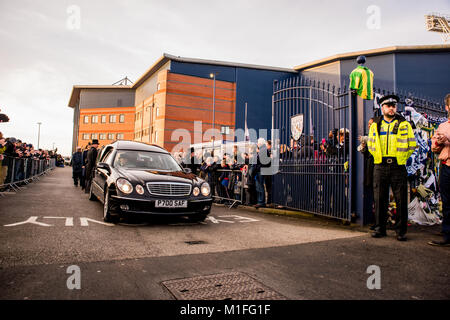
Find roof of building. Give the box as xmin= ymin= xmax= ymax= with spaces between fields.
xmin=68 ymin=85 xmax=132 ymax=108
xmin=131 ymin=53 xmax=297 ymax=88
xmin=294 ymin=44 xmax=450 ymax=71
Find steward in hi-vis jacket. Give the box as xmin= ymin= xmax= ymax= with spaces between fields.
xmin=367 ymin=94 xmax=417 ymax=241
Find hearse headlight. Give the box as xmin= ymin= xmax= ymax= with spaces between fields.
xmin=116 ymin=178 xmax=133 ymax=194
xmin=201 ymin=182 xmax=210 ymax=196
xmin=192 ymin=187 xmax=200 ymax=196
xmin=135 ymin=184 xmax=145 ymax=195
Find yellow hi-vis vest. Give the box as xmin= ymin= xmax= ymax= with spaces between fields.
xmin=367 ymin=117 xmax=417 ymax=165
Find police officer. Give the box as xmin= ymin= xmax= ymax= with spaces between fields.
xmin=367 ymin=95 xmax=417 ymax=241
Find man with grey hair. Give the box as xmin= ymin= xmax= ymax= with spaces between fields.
xmin=70 ymin=146 xmax=83 ymax=187
xmin=254 ymin=137 xmax=267 ymax=208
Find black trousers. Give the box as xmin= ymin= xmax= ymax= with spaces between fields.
xmin=264 ymin=175 xmax=273 ymax=204
xmin=440 ymin=164 xmax=450 ymax=237
xmin=72 ymin=171 xmax=82 ymax=186
xmin=373 ymin=164 xmax=408 ymax=236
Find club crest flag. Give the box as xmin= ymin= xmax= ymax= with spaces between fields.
xmin=291 ymin=114 xmax=303 ymax=141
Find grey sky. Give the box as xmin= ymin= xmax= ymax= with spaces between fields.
xmin=0 ymin=0 xmax=449 ymax=156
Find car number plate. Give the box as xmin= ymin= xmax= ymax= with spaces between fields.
xmin=155 ymin=200 xmax=188 ymax=208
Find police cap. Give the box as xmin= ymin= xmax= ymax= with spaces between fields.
xmin=379 ymin=94 xmax=400 ymax=106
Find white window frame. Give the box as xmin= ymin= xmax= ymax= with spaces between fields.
xmin=221 ymin=126 xmax=230 ymax=134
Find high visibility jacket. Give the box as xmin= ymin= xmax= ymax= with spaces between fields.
xmin=349 ymin=66 xmax=374 ymax=100
xmin=367 ymin=115 xmax=417 ymax=165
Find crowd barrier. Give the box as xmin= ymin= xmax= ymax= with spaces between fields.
xmin=0 ymin=156 xmax=56 ymax=194
xmin=208 ymin=168 xmax=245 ymax=209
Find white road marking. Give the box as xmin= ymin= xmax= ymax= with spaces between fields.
xmin=79 ymin=218 xmax=114 ymax=227
xmin=4 ymin=216 xmax=52 ymax=227
xmin=218 ymin=215 xmax=260 ymax=223
xmin=43 ymin=217 xmax=74 ymax=226
xmin=206 ymin=216 xmax=220 ymax=224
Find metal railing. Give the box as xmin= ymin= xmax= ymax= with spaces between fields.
xmin=272 ymin=76 xmax=448 ymax=223
xmin=200 ymin=168 xmax=246 ymax=209
xmin=0 ymin=156 xmax=56 ymax=194
xmin=273 ymin=77 xmax=352 ymax=220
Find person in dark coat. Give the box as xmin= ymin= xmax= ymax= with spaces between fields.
xmin=81 ymin=143 xmax=90 ymax=190
xmin=70 ymin=147 xmax=83 ymax=187
xmin=84 ymin=139 xmax=99 ymax=194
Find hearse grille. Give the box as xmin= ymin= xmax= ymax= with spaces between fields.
xmin=146 ymin=182 xmax=192 ymax=196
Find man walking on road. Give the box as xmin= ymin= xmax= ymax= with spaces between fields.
xmin=70 ymin=147 xmax=83 ymax=187
xmin=367 ymin=95 xmax=417 ymax=241
xmin=84 ymin=139 xmax=99 ymax=194
xmin=429 ymin=93 xmax=450 ymax=247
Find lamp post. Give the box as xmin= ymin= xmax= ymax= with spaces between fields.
xmin=37 ymin=122 xmax=42 ymax=149
xmin=209 ymin=72 xmax=217 ymax=154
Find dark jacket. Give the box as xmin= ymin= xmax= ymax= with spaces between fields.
xmin=71 ymin=151 xmax=83 ymax=173
xmin=85 ymin=147 xmax=98 ymax=180
xmin=2 ymin=141 xmax=15 ymax=166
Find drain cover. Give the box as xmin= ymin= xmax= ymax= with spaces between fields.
xmin=162 ymin=272 xmax=285 ymax=300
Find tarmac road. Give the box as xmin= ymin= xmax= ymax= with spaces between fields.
xmin=0 ymin=167 xmax=448 ymax=300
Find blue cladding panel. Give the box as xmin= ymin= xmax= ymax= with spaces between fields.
xmin=234 ymin=68 xmax=294 ymax=141
xmin=339 ymin=54 xmax=395 ymax=91
xmin=170 ymin=61 xmax=236 ymax=82
xmin=170 ymin=61 xmax=296 ymax=140
xmin=395 ymin=52 xmax=450 ymax=102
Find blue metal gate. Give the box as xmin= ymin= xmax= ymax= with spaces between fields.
xmin=272 ymin=77 xmax=353 ymax=221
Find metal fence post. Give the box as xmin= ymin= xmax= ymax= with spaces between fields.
xmin=10 ymin=158 xmax=16 ymax=184
xmin=351 ymin=93 xmax=366 ymax=225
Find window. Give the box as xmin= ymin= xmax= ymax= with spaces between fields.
xmin=117 ymin=133 xmax=124 ymax=139
xmin=99 ymin=147 xmax=114 ymax=163
xmin=157 ymin=83 xmax=161 ymax=91
xmin=101 ymin=115 xmax=107 ymax=123
xmin=155 ymin=131 xmax=158 ymax=142
xmin=83 ymin=116 xmax=89 ymax=124
xmin=82 ymin=133 xmax=89 ymax=140
xmin=156 ymin=108 xmax=160 ymax=117
xmin=92 ymin=115 xmax=98 ymax=123
xmin=109 ymin=115 xmax=116 ymax=123
xmin=113 ymin=151 xmax=181 ymax=171
xmin=221 ymin=126 xmax=230 ymax=134
xmin=91 ymin=133 xmax=98 ymax=139
xmin=99 ymin=133 xmax=106 ymax=140
xmin=119 ymin=114 xmax=125 ymax=123
xmin=108 ymin=133 xmax=115 ymax=140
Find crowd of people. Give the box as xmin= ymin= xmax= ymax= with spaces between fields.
xmin=172 ymin=129 xmax=351 ymax=209
xmin=176 ymin=138 xmax=273 ymax=208
xmin=279 ymin=129 xmax=350 ymax=161
xmin=0 ymin=131 xmax=62 ymax=186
